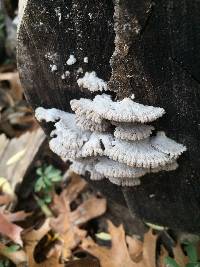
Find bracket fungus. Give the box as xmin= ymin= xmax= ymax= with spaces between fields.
xmin=114 ymin=123 xmax=155 ymax=141
xmin=70 ymin=159 xmax=104 ymax=181
xmin=35 ymin=93 xmax=186 ymax=187
xmin=75 ymin=115 xmax=110 ymax=132
xmin=71 ymin=94 xmax=165 ymax=123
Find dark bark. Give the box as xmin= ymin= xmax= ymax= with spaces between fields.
xmin=17 ymin=0 xmax=200 ymax=233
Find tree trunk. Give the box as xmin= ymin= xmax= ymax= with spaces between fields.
xmin=17 ymin=0 xmax=200 ymax=233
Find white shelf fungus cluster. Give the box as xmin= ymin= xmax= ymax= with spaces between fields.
xmin=35 ymin=94 xmax=186 ymax=187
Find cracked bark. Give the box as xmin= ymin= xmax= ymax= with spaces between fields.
xmin=17 ymin=0 xmax=200 ymax=233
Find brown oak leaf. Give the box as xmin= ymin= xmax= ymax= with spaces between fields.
xmin=50 ymin=174 xmax=106 ymax=260
xmin=81 ymin=221 xmax=157 ymax=267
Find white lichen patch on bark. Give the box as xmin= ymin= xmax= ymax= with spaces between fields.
xmin=35 ymin=93 xmax=186 ymax=187
xmin=77 ymin=72 xmax=108 ymax=92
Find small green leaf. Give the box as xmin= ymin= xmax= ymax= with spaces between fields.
xmin=3 ymin=244 xmax=20 ymax=253
xmin=43 ymin=194 xmax=52 ymax=204
xmin=44 ymin=165 xmax=54 ymax=175
xmin=36 ymin=168 xmax=43 ymax=176
xmin=50 ymin=173 xmax=62 ymax=182
xmin=34 ymin=195 xmax=53 ymax=217
xmin=34 ymin=165 xmax=62 ymax=203
xmin=164 ymin=256 xmax=180 ymax=267
xmin=47 ymin=169 xmax=61 ymax=179
xmin=43 ymin=175 xmax=53 ymax=187
xmin=185 ymin=243 xmax=198 ymax=263
xmin=34 ymin=178 xmax=46 ymax=192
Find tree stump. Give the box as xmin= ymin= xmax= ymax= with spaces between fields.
xmin=17 ymin=0 xmax=200 ymax=233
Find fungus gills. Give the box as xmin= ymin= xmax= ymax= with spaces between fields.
xmin=35 ymin=94 xmax=186 ymax=187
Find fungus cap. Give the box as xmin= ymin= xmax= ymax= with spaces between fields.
xmin=114 ymin=123 xmax=154 ymax=141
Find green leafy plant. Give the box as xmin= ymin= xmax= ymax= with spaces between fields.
xmin=164 ymin=242 xmax=200 ymax=267
xmin=34 ymin=164 xmax=62 ymax=204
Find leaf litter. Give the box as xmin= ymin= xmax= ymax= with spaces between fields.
xmin=0 ymin=169 xmax=197 ymax=267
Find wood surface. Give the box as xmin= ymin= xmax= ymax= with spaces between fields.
xmin=17 ymin=0 xmax=200 ymax=233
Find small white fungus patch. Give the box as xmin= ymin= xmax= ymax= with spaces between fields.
xmin=55 ymin=7 xmax=62 ymax=22
xmin=61 ymin=71 xmax=70 ymax=79
xmin=84 ymin=57 xmax=88 ymax=63
xmin=77 ymin=71 xmax=107 ymax=92
xmin=77 ymin=67 xmax=83 ymax=74
xmin=67 ymin=55 xmax=77 ymax=65
xmin=131 ymin=94 xmax=135 ymax=99
xmin=50 ymin=64 xmax=57 ymax=72
xmin=65 ymin=71 xmax=70 ymax=76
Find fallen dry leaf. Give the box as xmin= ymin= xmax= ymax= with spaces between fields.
xmin=0 ymin=176 xmax=15 ymax=197
xmin=3 ymin=210 xmax=32 ymax=222
xmin=50 ymin=174 xmax=106 ymax=260
xmin=23 ymin=219 xmax=64 ymax=267
xmin=158 ymin=242 xmax=189 ymax=267
xmin=173 ymin=242 xmax=188 ymax=266
xmin=0 ymin=104 xmax=37 ymax=137
xmin=0 ymin=88 xmax=14 ymax=111
xmin=140 ymin=229 xmax=157 ymax=267
xmin=0 ymin=72 xmax=23 ymax=101
xmin=82 ymin=221 xmax=157 ymax=267
xmin=70 ymin=195 xmax=107 ymax=225
xmin=0 ymin=211 xmax=23 ymax=246
xmin=157 ymin=246 xmax=169 ymax=267
xmin=126 ymin=235 xmax=143 ymax=262
xmin=0 ymin=243 xmax=27 ymax=266
xmin=6 ymin=148 xmax=26 ymax=166
xmin=0 ymin=129 xmax=45 ymax=190
xmin=0 ymin=194 xmax=13 ymax=205
xmin=81 ymin=221 xmax=135 ymax=267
